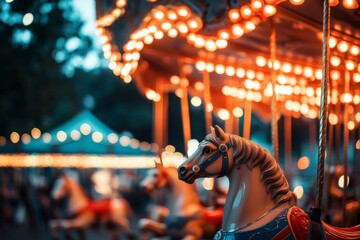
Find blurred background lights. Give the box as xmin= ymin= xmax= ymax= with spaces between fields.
xmin=0 ymin=136 xmax=6 ymax=146
xmin=338 ymin=175 xmax=350 ymax=188
xmin=119 ymin=135 xmax=131 ymax=146
xmin=10 ymin=132 xmax=20 ymax=143
xmin=56 ymin=131 xmax=67 ymax=142
xmin=293 ymin=185 xmax=304 ymax=199
xmin=70 ymin=130 xmax=81 ymax=141
xmin=187 ymin=139 xmax=199 ymax=157
xmin=232 ymin=107 xmax=244 ymax=118
xmin=31 ymin=128 xmax=41 ymax=139
xmin=202 ymin=178 xmax=214 ymax=190
xmin=218 ymin=109 xmax=230 ymax=120
xmin=92 ymin=131 xmax=103 ymax=143
xmin=80 ymin=123 xmax=91 ymax=135
xmin=107 ymin=133 xmax=119 ymax=144
xmin=190 ymin=96 xmax=202 ymax=107
xmin=21 ymin=133 xmax=31 ymax=144
xmin=22 ymin=13 xmax=34 ymax=26
xmin=165 ymin=144 xmax=176 ymax=153
xmin=42 ymin=133 xmax=51 ymax=143
xmin=297 ymin=156 xmax=310 ymax=170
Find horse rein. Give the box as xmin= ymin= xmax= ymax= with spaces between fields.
xmin=192 ymin=140 xmax=232 ymax=178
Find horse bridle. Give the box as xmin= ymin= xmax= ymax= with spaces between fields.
xmin=192 ymin=140 xmax=232 ymax=178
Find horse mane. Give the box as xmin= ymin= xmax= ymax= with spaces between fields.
xmin=207 ymin=133 xmax=296 ymax=206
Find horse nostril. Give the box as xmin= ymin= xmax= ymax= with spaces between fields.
xmin=179 ymin=166 xmax=187 ymax=176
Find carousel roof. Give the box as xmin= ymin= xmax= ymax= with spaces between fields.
xmin=95 ymin=0 xmax=360 ymax=124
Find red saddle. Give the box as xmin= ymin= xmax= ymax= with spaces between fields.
xmin=288 ymin=206 xmax=360 ymax=240
xmin=88 ymin=199 xmax=112 ymax=215
xmin=201 ymin=205 xmax=224 ymax=228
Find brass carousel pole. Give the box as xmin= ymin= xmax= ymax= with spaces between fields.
xmin=179 ymin=61 xmax=191 ymax=154
xmin=342 ymin=70 xmax=350 ymax=226
xmin=243 ymin=100 xmax=252 ymax=139
xmin=226 ymin=79 xmax=234 ymax=134
xmin=202 ymin=70 xmax=213 ymax=129
xmin=284 ymin=114 xmax=292 ymax=177
xmin=270 ymin=19 xmax=279 ymax=162
xmin=153 ymin=77 xmax=168 ymax=155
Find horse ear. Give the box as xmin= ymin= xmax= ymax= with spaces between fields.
xmin=210 ymin=126 xmax=215 ymax=134
xmin=154 ymin=159 xmax=163 ymax=169
xmin=214 ymin=125 xmax=226 ymax=140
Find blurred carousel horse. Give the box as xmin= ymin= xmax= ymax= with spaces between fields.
xmin=138 ymin=163 xmax=223 ymax=240
xmin=178 ymin=125 xmax=360 ymax=240
xmin=325 ymin=165 xmax=360 ymax=227
xmin=49 ymin=173 xmax=135 ymax=240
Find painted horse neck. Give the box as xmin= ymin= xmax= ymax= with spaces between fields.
xmin=66 ymin=178 xmax=89 ymax=214
xmin=222 ymin=164 xmax=290 ymax=232
xmin=165 ymin=168 xmax=201 ymax=216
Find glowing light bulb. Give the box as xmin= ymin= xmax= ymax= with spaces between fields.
xmin=350 ymin=45 xmax=359 ymax=56
xmin=177 ymin=5 xmax=190 ymax=17
xmin=337 ymin=41 xmax=349 ymax=53
xmin=240 ymin=5 xmax=253 ymax=19
xmin=229 ymin=9 xmax=241 ymax=22
xmin=329 ymin=0 xmax=339 ymax=6
xmin=232 ymin=24 xmax=244 ymax=37
xmin=342 ymin=0 xmax=359 ymax=9
xmin=329 ymin=37 xmax=337 ymax=48
xmin=190 ymin=96 xmax=202 ymax=107
xmin=153 ymin=10 xmax=165 ymax=19
xmin=330 ymin=56 xmax=341 ymax=67
xmin=354 ymin=73 xmax=360 ymax=83
xmin=290 ymin=0 xmax=305 ymax=5
xmin=205 ymin=40 xmax=217 ymax=52
xmin=263 ymin=5 xmax=277 ymax=17
xmin=251 ymin=0 xmax=263 ymax=9
xmin=218 ymin=109 xmax=230 ymax=120
xmin=244 ymin=21 xmax=256 ymax=31
xmin=256 ymin=56 xmax=267 ymax=67
xmin=345 ymin=60 xmax=356 ymax=71
xmin=218 ymin=30 xmax=230 ymax=39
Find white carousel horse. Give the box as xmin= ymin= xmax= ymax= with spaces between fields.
xmin=138 ymin=163 xmax=223 ymax=240
xmin=49 ymin=174 xmax=135 ymax=240
xmin=178 ymin=125 xmax=360 ymax=240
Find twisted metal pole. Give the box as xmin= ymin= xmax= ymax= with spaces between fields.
xmin=316 ymin=0 xmax=330 ymax=211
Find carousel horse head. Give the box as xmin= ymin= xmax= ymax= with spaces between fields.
xmin=140 ymin=161 xmax=168 ymax=194
xmin=178 ymin=124 xmax=296 ymax=206
xmin=178 ymin=125 xmax=360 ymax=239
xmin=178 ymin=125 xmax=234 ymax=183
xmin=51 ymin=175 xmax=71 ymax=201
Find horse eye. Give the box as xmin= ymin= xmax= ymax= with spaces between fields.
xmin=203 ymin=147 xmax=211 ymax=154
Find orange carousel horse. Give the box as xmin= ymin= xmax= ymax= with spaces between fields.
xmin=139 ymin=163 xmax=223 ymax=239
xmin=49 ymin=173 xmax=135 ymax=240
xmin=178 ymin=125 xmax=360 ymax=240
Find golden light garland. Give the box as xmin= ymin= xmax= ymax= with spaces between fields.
xmin=0 ymin=154 xmax=158 ymax=169
xmin=95 ymin=0 xmax=307 ymax=82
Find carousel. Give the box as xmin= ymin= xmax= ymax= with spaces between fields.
xmin=0 ymin=0 xmax=359 ymax=239
xmin=94 ymin=0 xmax=360 ymax=239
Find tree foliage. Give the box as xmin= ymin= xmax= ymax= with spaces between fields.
xmin=0 ymin=0 xmax=153 ymax=142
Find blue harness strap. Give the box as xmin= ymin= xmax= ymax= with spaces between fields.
xmin=198 ymin=141 xmax=232 ymax=178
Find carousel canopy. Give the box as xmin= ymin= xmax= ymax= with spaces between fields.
xmin=95 ymin=0 xmax=360 ymax=123
xmin=0 ymin=110 xmax=156 ymax=155
xmin=0 ymin=110 xmax=158 ymax=168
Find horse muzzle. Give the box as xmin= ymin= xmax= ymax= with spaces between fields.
xmin=178 ymin=165 xmax=199 ymax=184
